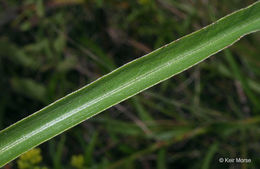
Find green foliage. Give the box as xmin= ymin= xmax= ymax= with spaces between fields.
xmin=0 ymin=0 xmax=260 ymax=169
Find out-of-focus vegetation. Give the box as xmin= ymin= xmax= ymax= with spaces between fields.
xmin=17 ymin=148 xmax=48 ymax=169
xmin=0 ymin=0 xmax=259 ymax=169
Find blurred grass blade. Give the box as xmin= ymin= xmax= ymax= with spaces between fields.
xmin=201 ymin=143 xmax=219 ymax=169
xmin=224 ymin=49 xmax=260 ymax=112
xmin=0 ymin=1 xmax=260 ymax=166
xmin=157 ymin=148 xmax=167 ymax=169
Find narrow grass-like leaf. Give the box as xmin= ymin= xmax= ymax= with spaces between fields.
xmin=201 ymin=143 xmax=219 ymax=169
xmin=0 ymin=1 xmax=260 ymax=166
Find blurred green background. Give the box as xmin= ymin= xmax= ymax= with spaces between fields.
xmin=0 ymin=0 xmax=260 ymax=169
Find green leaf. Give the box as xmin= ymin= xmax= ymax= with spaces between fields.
xmin=0 ymin=1 xmax=260 ymax=166
xmin=157 ymin=148 xmax=167 ymax=169
xmin=201 ymin=143 xmax=219 ymax=169
xmin=11 ymin=78 xmax=47 ymax=103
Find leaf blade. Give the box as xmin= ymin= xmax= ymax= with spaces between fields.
xmin=0 ymin=1 xmax=260 ymax=166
